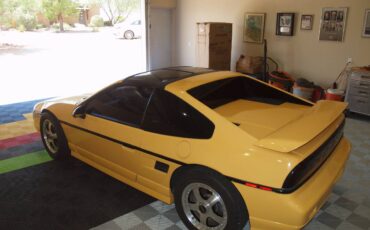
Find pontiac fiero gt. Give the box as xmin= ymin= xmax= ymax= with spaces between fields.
xmin=33 ymin=67 xmax=351 ymax=230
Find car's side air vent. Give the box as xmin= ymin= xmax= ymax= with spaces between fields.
xmin=155 ymin=161 xmax=169 ymax=173
xmin=282 ymin=121 xmax=345 ymax=192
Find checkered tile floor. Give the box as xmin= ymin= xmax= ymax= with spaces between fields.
xmin=92 ymin=116 xmax=370 ymax=230
xmin=91 ymin=201 xmax=251 ymax=230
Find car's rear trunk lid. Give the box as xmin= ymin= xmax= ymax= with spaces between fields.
xmin=255 ymin=100 xmax=347 ymax=152
xmin=214 ymin=99 xmax=347 ymax=152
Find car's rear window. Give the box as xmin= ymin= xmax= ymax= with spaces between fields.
xmin=187 ymin=76 xmax=312 ymax=109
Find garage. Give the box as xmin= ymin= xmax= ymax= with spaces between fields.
xmin=1 ymin=0 xmax=370 ymax=229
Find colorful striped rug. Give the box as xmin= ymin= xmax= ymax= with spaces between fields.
xmin=0 ymin=99 xmax=154 ymax=229
xmin=0 ymin=99 xmax=51 ymax=175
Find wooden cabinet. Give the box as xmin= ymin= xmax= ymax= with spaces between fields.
xmin=345 ymin=69 xmax=370 ymax=116
xmin=196 ymin=22 xmax=232 ymax=71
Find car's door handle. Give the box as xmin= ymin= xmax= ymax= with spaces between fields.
xmin=121 ymin=144 xmax=136 ymax=153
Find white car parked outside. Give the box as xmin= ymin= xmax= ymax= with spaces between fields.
xmin=113 ymin=19 xmax=142 ymax=39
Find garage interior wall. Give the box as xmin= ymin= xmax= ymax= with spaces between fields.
xmin=173 ymin=0 xmax=370 ymax=86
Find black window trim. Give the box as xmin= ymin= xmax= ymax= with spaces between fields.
xmin=85 ymin=84 xmax=154 ymax=129
xmin=140 ymin=89 xmax=155 ymax=128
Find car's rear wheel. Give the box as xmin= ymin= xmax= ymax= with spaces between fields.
xmin=173 ymin=167 xmax=248 ymax=230
xmin=40 ymin=112 xmax=70 ymax=160
xmin=124 ymin=30 xmax=134 ymax=39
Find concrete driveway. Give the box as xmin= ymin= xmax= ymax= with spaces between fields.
xmin=0 ymin=28 xmax=146 ymax=105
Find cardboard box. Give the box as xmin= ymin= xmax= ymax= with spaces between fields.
xmin=236 ymin=55 xmax=264 ymax=74
xmin=197 ymin=22 xmax=232 ymax=70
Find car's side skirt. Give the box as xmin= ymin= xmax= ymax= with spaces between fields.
xmin=70 ymin=148 xmax=174 ymax=204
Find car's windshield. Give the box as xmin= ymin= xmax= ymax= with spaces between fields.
xmin=131 ymin=20 xmax=141 ymax=25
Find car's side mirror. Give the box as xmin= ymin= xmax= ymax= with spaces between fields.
xmin=72 ymin=105 xmax=86 ymax=119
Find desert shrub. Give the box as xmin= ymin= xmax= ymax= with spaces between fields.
xmin=51 ymin=22 xmax=71 ymax=31
xmin=103 ymin=21 xmax=112 ymax=26
xmin=36 ymin=24 xmax=45 ymax=29
xmin=90 ymin=15 xmax=104 ymax=27
xmin=0 ymin=22 xmax=13 ymax=30
xmin=15 ymin=12 xmax=37 ymax=31
xmin=17 ymin=24 xmax=26 ymax=32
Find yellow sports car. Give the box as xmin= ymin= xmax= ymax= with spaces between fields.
xmin=33 ymin=67 xmax=351 ymax=230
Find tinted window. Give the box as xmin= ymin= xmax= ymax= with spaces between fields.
xmin=86 ymin=85 xmax=152 ymax=126
xmin=142 ymin=90 xmax=214 ymax=139
xmin=188 ymin=77 xmax=312 ymax=108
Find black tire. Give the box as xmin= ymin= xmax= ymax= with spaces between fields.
xmin=173 ymin=166 xmax=248 ymax=230
xmin=40 ymin=112 xmax=70 ymax=160
xmin=124 ymin=30 xmax=134 ymax=39
xmin=344 ymin=109 xmax=351 ymax=118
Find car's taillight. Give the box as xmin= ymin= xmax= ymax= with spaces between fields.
xmin=245 ymin=182 xmax=273 ymax=192
xmin=282 ymin=121 xmax=345 ymax=192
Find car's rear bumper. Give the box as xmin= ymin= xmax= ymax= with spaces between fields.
xmin=234 ymin=137 xmax=351 ymax=230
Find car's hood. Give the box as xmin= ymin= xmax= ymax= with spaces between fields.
xmin=38 ymin=93 xmax=93 ymax=109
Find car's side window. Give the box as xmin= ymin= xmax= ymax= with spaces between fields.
xmin=142 ymin=89 xmax=215 ymax=139
xmin=86 ymin=85 xmax=152 ymax=127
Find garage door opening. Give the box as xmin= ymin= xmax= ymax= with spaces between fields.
xmin=0 ymin=0 xmax=147 ymax=105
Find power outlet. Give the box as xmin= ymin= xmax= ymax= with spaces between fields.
xmin=347 ymin=57 xmax=352 ymax=64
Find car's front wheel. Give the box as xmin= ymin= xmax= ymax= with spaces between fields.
xmin=124 ymin=30 xmax=134 ymax=39
xmin=40 ymin=112 xmax=70 ymax=160
xmin=173 ymin=167 xmax=248 ymax=230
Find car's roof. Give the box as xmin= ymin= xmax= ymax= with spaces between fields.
xmin=123 ymin=67 xmax=215 ymax=89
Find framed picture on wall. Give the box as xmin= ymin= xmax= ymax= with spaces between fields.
xmin=363 ymin=9 xmax=370 ymax=37
xmin=243 ymin=13 xmax=266 ymax=43
xmin=319 ymin=7 xmax=348 ymax=42
xmin=301 ymin=15 xmax=313 ymax=30
xmin=276 ymin=13 xmax=295 ymax=36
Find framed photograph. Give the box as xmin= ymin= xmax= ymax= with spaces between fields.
xmin=301 ymin=15 xmax=313 ymax=30
xmin=363 ymin=9 xmax=370 ymax=37
xmin=243 ymin=13 xmax=265 ymax=43
xmin=319 ymin=7 xmax=348 ymax=42
xmin=276 ymin=13 xmax=295 ymax=36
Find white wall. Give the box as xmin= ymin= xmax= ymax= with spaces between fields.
xmin=173 ymin=0 xmax=370 ymax=86
xmin=149 ymin=8 xmax=173 ymax=69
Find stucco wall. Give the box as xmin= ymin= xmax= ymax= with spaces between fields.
xmin=173 ymin=0 xmax=370 ymax=86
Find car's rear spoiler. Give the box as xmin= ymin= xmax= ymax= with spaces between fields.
xmin=255 ymin=100 xmax=348 ymax=152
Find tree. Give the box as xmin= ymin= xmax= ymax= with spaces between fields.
xmin=89 ymin=0 xmax=139 ymax=25
xmin=41 ymin=0 xmax=78 ymax=31
xmin=0 ymin=1 xmax=3 ymax=14
xmin=0 ymin=0 xmax=40 ymax=30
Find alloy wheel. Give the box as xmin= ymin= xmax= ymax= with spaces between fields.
xmin=181 ymin=182 xmax=228 ymax=229
xmin=42 ymin=119 xmax=59 ymax=154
